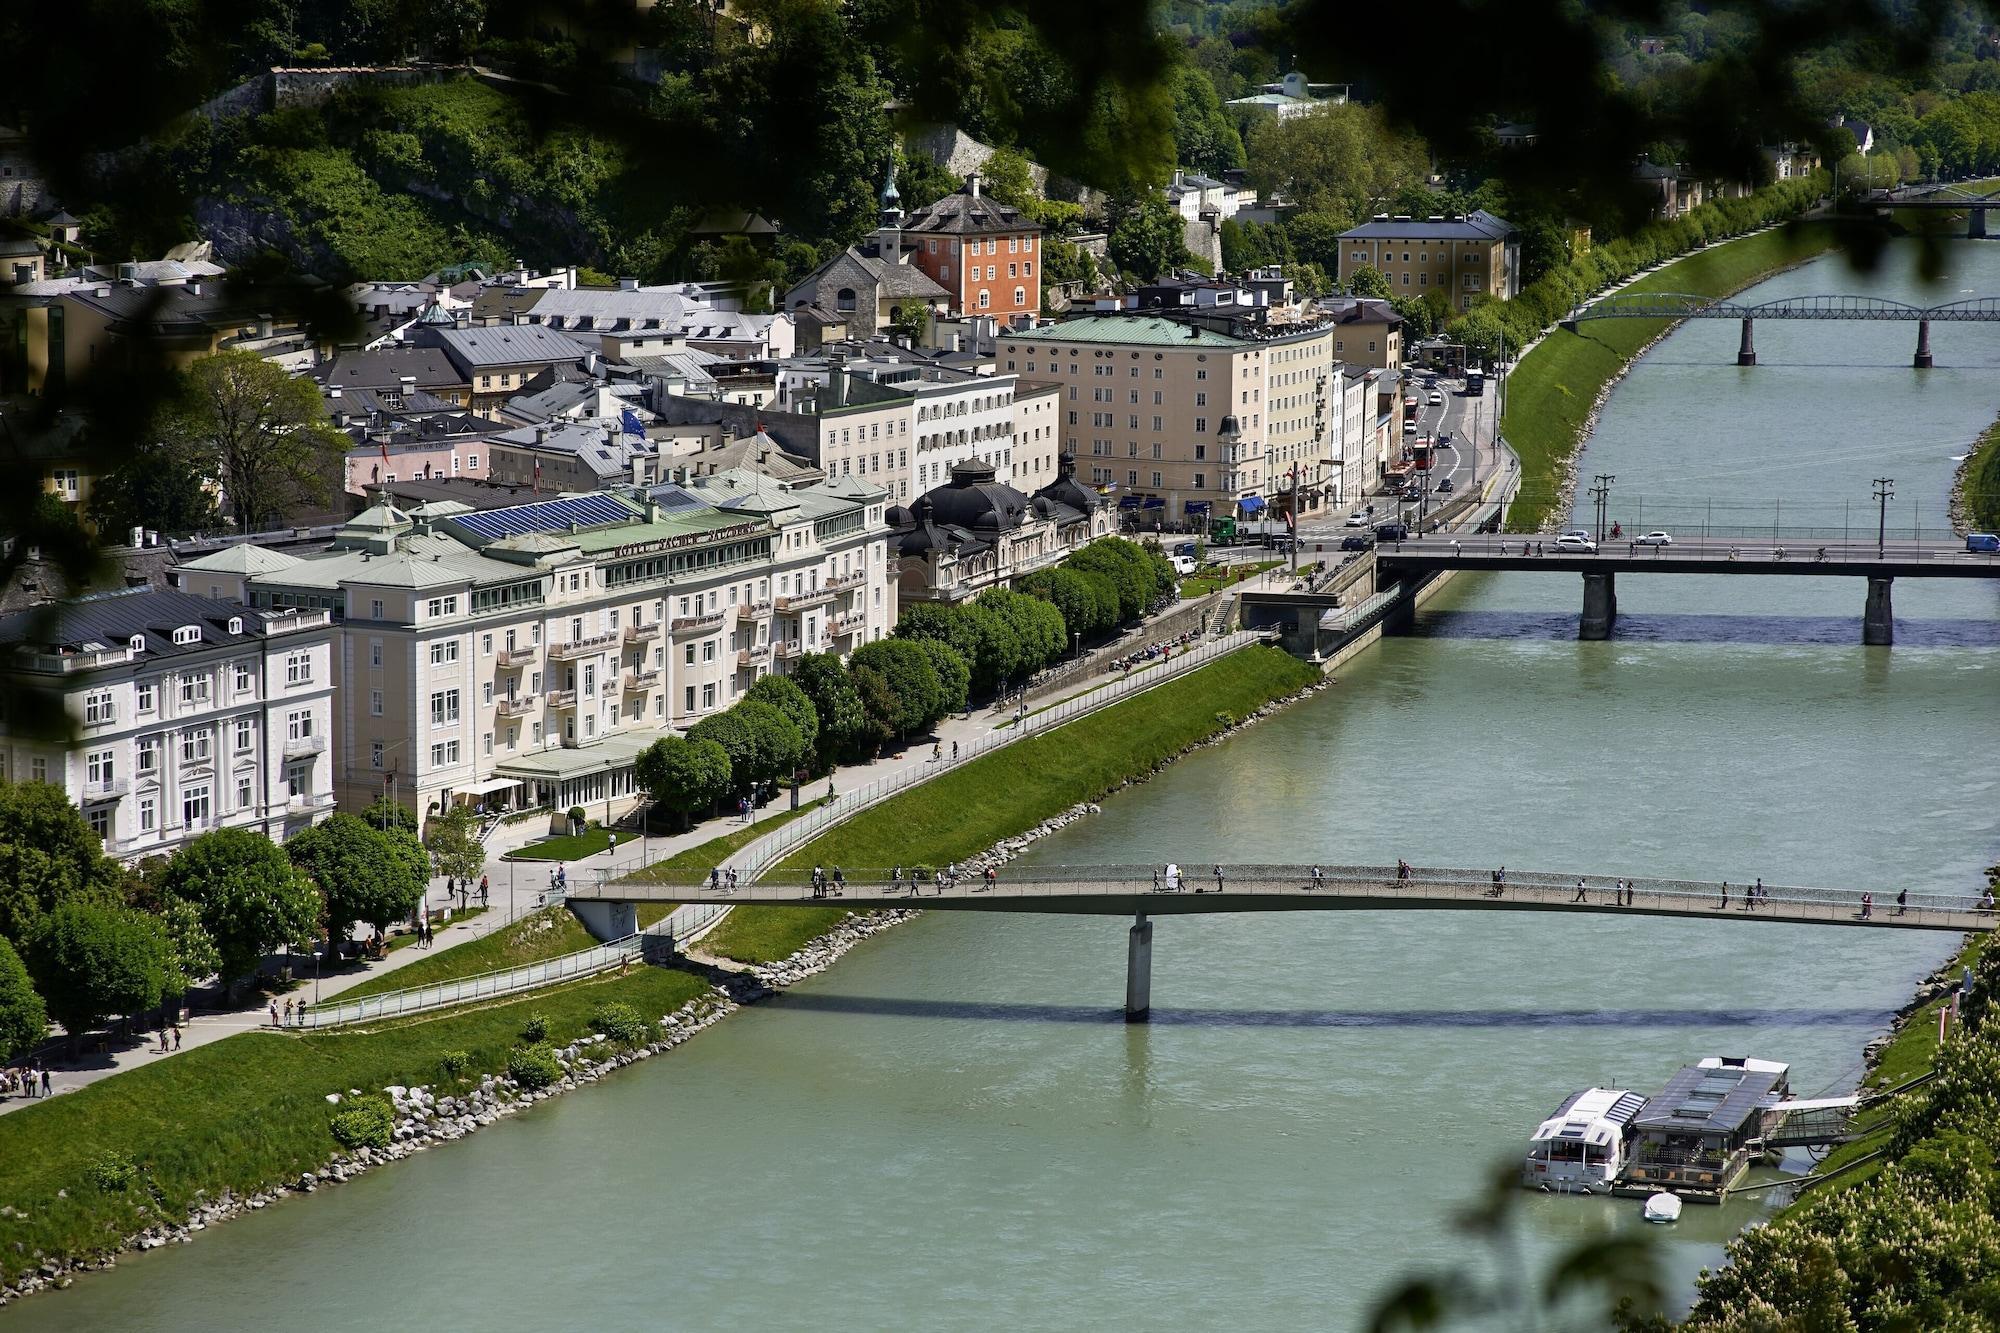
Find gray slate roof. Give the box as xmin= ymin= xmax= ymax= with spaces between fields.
xmin=1340 ymin=209 xmax=1515 ymax=241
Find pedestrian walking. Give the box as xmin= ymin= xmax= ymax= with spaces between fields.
xmin=172 ymin=1024 xmax=182 ymax=1051
xmin=1311 ymin=865 xmax=1325 ymax=890
xmin=1750 ymin=877 xmax=1764 ymax=910
xmin=158 ymin=1026 xmax=170 ymax=1054
xmin=282 ymin=999 xmax=293 ymax=1025
xmin=1860 ymin=892 xmax=1874 ymax=920
xmin=479 ymin=874 xmax=489 ymax=906
xmin=1213 ymin=864 xmax=1225 ymax=894
xmin=39 ymin=1068 xmax=50 ymax=1097
xmin=952 ymin=741 xmax=959 ymax=761
xmin=548 ymin=866 xmax=557 ymax=893
xmin=607 ymin=832 xmax=617 ymax=855
xmin=727 ymin=867 xmax=738 ymax=889
xmin=268 ymin=1000 xmax=280 ymax=1027
xmin=1572 ymin=879 xmax=1588 ymax=903
xmin=710 ymin=866 xmax=721 ymax=891
xmin=984 ymin=866 xmax=997 ymax=891
xmin=1896 ymin=887 xmax=1908 ymax=916
xmin=1719 ymin=881 xmax=1729 ymax=910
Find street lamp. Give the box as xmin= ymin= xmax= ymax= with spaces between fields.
xmin=1873 ymin=477 xmax=1894 ymax=558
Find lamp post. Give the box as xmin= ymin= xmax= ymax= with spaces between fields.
xmin=1873 ymin=477 xmax=1894 ymax=558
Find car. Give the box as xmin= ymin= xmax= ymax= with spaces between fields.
xmin=1428 ymin=391 xmax=1444 ymax=406
xmin=1434 ymin=477 xmax=1454 ymax=494
xmin=1345 ymin=510 xmax=1370 ymax=527
xmin=1969 ymin=532 xmax=2000 ymax=553
xmin=1634 ymin=531 xmax=1674 ymax=547
xmin=1554 ymin=533 xmax=1598 ymax=553
xmin=1340 ymin=534 xmax=1375 ymax=551
xmin=1375 ymin=521 xmax=1410 ymax=542
xmin=1399 ymin=487 xmax=1422 ymax=502
xmin=1403 ymin=418 xmax=1418 ymax=434
xmin=1438 ymin=432 xmax=1453 ymax=445
xmin=1169 ymin=554 xmax=1199 ymax=576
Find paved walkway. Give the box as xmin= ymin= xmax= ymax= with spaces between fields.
xmin=0 ymin=582 xmax=1297 ymax=1115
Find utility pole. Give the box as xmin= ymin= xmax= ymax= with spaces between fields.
xmin=1873 ymin=477 xmax=1894 ymax=559
xmin=1589 ymin=474 xmax=1615 ymax=543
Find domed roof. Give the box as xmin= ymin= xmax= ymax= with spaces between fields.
xmin=917 ymin=460 xmax=1034 ymax=534
xmin=1033 ymin=453 xmax=1100 ymax=517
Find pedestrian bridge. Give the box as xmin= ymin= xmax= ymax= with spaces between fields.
xmin=575 ymin=864 xmax=1992 ymax=1019
xmin=1562 ymin=292 xmax=2000 ymax=367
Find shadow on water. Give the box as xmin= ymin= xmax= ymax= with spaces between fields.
xmin=1416 ymin=609 xmax=2000 ymax=647
xmin=770 ymin=993 xmax=1893 ymax=1029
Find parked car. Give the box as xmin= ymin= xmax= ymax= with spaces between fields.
xmin=1375 ymin=521 xmax=1411 ymax=542
xmin=1345 ymin=511 xmax=1371 ymax=527
xmin=1554 ymin=533 xmax=1598 ymax=553
xmin=1968 ymin=532 xmax=2000 ymax=553
xmin=1340 ymin=534 xmax=1375 ymax=551
xmin=1435 ymin=477 xmax=1454 ymax=494
xmin=1634 ymin=531 xmax=1674 ymax=546
xmin=1170 ymin=554 xmax=1199 ymax=575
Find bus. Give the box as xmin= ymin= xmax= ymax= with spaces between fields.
xmin=1465 ymin=369 xmax=1486 ymax=396
xmin=1408 ymin=439 xmax=1435 ymax=471
xmin=1403 ymin=395 xmax=1421 ymax=423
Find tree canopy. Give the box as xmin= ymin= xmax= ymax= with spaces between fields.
xmin=157 ymin=828 xmax=323 ymax=987
xmin=27 ymin=902 xmax=166 ymax=1045
xmin=288 ymin=813 xmax=428 ymax=936
xmin=789 ymin=652 xmax=873 ymax=764
xmin=0 ymin=781 xmax=123 ymax=949
xmin=635 ymin=734 xmax=733 ymax=829
xmin=0 ymin=937 xmax=47 ymax=1060
xmin=173 ymin=352 xmax=346 ymax=533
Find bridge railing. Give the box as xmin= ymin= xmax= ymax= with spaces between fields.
xmin=1382 ymin=531 xmax=2000 ymax=564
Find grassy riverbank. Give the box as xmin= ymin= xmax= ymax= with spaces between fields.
xmin=0 ymin=965 xmax=710 ymax=1290
xmin=1502 ymin=222 xmax=1837 ymax=533
xmin=1967 ymin=411 xmax=2000 ymax=532
xmin=698 ymin=646 xmax=1321 ymax=965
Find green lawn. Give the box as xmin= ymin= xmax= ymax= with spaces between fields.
xmin=1501 ymin=222 xmax=1837 ymax=533
xmin=697 ymin=905 xmax=857 ymax=965
xmin=1180 ymin=559 xmax=1282 ymax=597
xmin=503 ymin=827 xmax=615 ymax=860
xmin=0 ymin=965 xmax=712 ymax=1289
xmin=618 ymin=797 xmax=832 ymax=884
xmin=334 ymin=905 xmax=600 ymax=1001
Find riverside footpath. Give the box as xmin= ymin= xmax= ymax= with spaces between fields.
xmin=0 ymin=569 xmax=1301 ymax=1114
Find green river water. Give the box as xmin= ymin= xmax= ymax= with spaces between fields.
xmin=13 ymin=242 xmax=2000 ymax=1331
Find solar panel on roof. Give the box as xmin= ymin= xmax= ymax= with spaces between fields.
xmin=645 ymin=485 xmax=706 ymax=511
xmin=454 ymin=493 xmax=634 ymax=541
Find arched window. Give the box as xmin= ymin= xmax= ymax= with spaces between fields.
xmin=835 ymin=288 xmax=857 ymax=312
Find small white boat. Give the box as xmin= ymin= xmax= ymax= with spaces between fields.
xmin=1643 ymin=1191 xmax=1683 ymax=1224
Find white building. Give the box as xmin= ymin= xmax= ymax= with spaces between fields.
xmin=0 ymin=589 xmax=337 ymax=860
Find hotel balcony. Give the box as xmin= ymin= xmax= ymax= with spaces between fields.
xmin=770 ymin=640 xmax=800 ymax=661
xmin=741 ymin=600 xmax=774 ymax=619
xmin=286 ymin=791 xmax=337 ymax=813
xmin=496 ymin=693 xmax=539 ymax=718
xmin=548 ymin=631 xmax=620 ymax=661
xmin=671 ymin=609 xmax=729 ymax=636
xmin=736 ymin=644 xmax=772 ymax=669
xmin=623 ymin=668 xmax=662 ymax=692
xmin=829 ymin=611 xmax=867 ymax=638
xmin=546 ymin=688 xmax=578 ymax=709
xmin=282 ymin=734 xmax=329 ymax=758
xmin=775 ymin=587 xmax=834 ymax=613
xmin=825 ymin=570 xmax=867 ymax=593
xmin=496 ymin=644 xmax=539 ymax=667
xmin=83 ymin=778 xmax=129 ymax=800
xmin=623 ymin=621 xmax=662 ymax=644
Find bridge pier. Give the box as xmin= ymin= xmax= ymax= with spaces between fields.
xmin=1737 ymin=317 xmax=1756 ymax=367
xmin=1915 ymin=318 xmax=1933 ymax=369
xmin=1125 ymin=912 xmax=1153 ymax=1022
xmin=1863 ymin=576 xmax=1894 ymax=646
xmin=1579 ymin=572 xmax=1617 ymax=640
xmin=1972 ymin=206 xmax=1988 ymax=240
xmin=571 ymin=898 xmax=637 ymax=943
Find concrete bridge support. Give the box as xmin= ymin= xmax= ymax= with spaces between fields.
xmin=571 ymin=898 xmax=638 ymax=943
xmin=1864 ymin=576 xmax=1895 ymax=646
xmin=1579 ymin=572 xmax=1618 ymax=640
xmin=1125 ymin=912 xmax=1153 ymax=1022
xmin=1915 ymin=318 xmax=1933 ymax=369
xmin=1972 ymin=206 xmax=1989 ymax=240
xmin=1737 ymin=317 xmax=1757 ymax=367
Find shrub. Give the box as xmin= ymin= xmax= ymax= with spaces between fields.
xmin=519 ymin=1012 xmax=548 ymax=1042
xmin=438 ymin=1049 xmax=470 ymax=1082
xmin=1215 ymin=711 xmax=1237 ymax=729
xmin=328 ymin=1097 xmax=394 ymax=1150
xmin=567 ymin=806 xmax=587 ymax=828
xmin=88 ymin=1150 xmax=138 ymax=1193
xmin=507 ymin=1042 xmax=562 ymax=1090
xmin=589 ymin=1001 xmax=647 ymax=1047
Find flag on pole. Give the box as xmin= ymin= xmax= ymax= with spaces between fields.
xmin=532 ymin=457 xmax=541 ymax=494
xmin=620 ymin=407 xmax=647 ymax=438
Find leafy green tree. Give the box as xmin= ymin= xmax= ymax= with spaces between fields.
xmin=154 ymin=898 xmax=221 ymax=998
xmin=87 ymin=436 xmax=223 ymax=539
xmin=418 ymin=0 xmax=484 ymax=59
xmin=1040 ymin=238 xmax=1099 ymax=302
xmin=1020 ymin=565 xmax=1117 ymax=641
xmin=423 ymin=804 xmax=487 ymax=889
xmin=27 ymin=902 xmax=166 ymax=1049
xmin=915 ymin=637 xmax=969 ymax=714
xmin=745 ymin=673 xmax=819 ymax=757
xmin=789 ymin=652 xmax=871 ymax=764
xmin=1347 ymin=264 xmax=1391 ymax=298
xmin=1107 ymin=195 xmax=1193 ymax=280
xmin=635 ymin=734 xmax=732 ymax=829
xmin=733 ymin=700 xmax=807 ymax=792
xmin=0 ymin=781 xmax=123 ymax=948
xmin=1170 ymin=64 xmax=1245 ymax=176
xmin=0 ymin=937 xmax=47 ymax=1060
xmin=1245 ymin=102 xmax=1430 ymax=226
xmin=288 ymin=813 xmax=428 ymax=938
xmin=1284 ymin=212 xmax=1347 ymax=272
xmin=158 ymin=828 xmax=323 ymax=990
xmin=896 ymin=148 xmax=960 ymax=212
xmin=172 ymin=351 xmax=346 ymax=533
xmin=360 ymin=796 xmax=419 ymax=833
xmin=687 ymin=709 xmax=759 ymax=797
xmin=847 ymin=663 xmax=898 ymax=756
xmin=848 ymin=637 xmax=946 ymax=738
xmin=978 ymin=587 xmax=1067 ymax=675
xmin=1065 ymin=536 xmax=1169 ymax=623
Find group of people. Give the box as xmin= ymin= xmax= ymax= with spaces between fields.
xmin=1571 ymin=878 xmax=1640 ymax=906
xmin=267 ymin=998 xmax=312 ymax=1028
xmin=706 ymin=866 xmax=741 ymax=892
xmin=1115 ymin=630 xmax=1201 ymax=678
xmin=1 ymin=1065 xmax=51 ymax=1099
xmin=442 ymin=875 xmax=490 ymax=912
xmin=1149 ymin=864 xmax=1228 ymax=893
xmin=809 ymin=865 xmax=847 ymax=898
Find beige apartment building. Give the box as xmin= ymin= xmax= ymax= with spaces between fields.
xmin=1337 ymin=211 xmax=1520 ymax=312
xmin=180 ymin=477 xmax=893 ymax=820
xmin=998 ymin=313 xmax=1348 ymax=525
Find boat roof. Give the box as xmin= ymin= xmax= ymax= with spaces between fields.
xmin=1634 ymin=1059 xmax=1790 ymax=1136
xmin=1530 ymin=1088 xmax=1646 ymax=1146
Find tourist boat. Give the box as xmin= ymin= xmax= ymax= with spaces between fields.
xmin=1642 ymin=1191 xmax=1684 ymax=1223
xmin=1615 ymin=1056 xmax=1793 ymax=1203
xmin=1522 ymin=1088 xmax=1647 ymax=1191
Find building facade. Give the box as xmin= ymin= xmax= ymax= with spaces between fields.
xmin=905 ymin=175 xmax=1043 ymax=324
xmin=0 ymin=590 xmax=337 ymax=861
xmin=1337 ymin=211 xmax=1520 ymax=312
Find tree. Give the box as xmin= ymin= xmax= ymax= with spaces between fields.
xmin=733 ymin=700 xmax=808 ymax=792
xmin=154 ymin=897 xmax=221 ymax=999
xmin=916 ymin=637 xmax=970 ymax=715
xmin=86 ymin=437 xmax=223 ymax=539
xmin=26 ymin=901 xmax=166 ymax=1049
xmin=1347 ymin=264 xmax=1391 ymax=298
xmin=1107 ymin=195 xmax=1193 ymax=280
xmin=0 ymin=937 xmax=46 ymax=1060
xmin=0 ymin=781 xmax=123 ymax=948
xmin=171 ymin=351 xmax=346 ymax=533
xmin=896 ymin=147 xmax=960 ymax=212
xmin=847 ymin=663 xmax=898 ymax=755
xmin=360 ymin=796 xmax=419 ymax=833
xmin=423 ymin=804 xmax=487 ymax=889
xmin=636 ymin=735 xmax=733 ymax=829
xmin=157 ymin=828 xmax=323 ymax=989
xmin=1284 ymin=211 xmax=1347 ymax=272
xmin=288 ymin=814 xmax=428 ymax=939
xmin=848 ymin=637 xmax=946 ymax=738
xmin=418 ymin=0 xmax=483 ymax=59
xmin=978 ymin=586 xmax=1067 ymax=675
xmin=789 ymin=652 xmax=871 ymax=764
xmin=1244 ymin=102 xmax=1431 ymax=226
xmin=1171 ymin=64 xmax=1245 ymax=176
xmin=1020 ymin=565 xmax=1117 ymax=641
xmin=687 ymin=709 xmax=760 ymax=796
xmin=745 ymin=673 xmax=819 ymax=759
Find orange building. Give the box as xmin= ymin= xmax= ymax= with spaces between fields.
xmin=904 ymin=173 xmax=1042 ymax=326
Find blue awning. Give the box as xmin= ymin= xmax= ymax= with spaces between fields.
xmin=1142 ymin=496 xmax=1165 ymax=509
xmin=1238 ymin=495 xmax=1266 ymax=514
xmin=1118 ymin=495 xmax=1143 ymax=509
xmin=1184 ymin=501 xmax=1212 ymax=515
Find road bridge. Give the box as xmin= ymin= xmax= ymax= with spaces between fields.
xmin=1374 ymin=534 xmax=2000 ymax=643
xmin=1869 ymin=183 xmax=2000 ymax=238
xmin=575 ymin=864 xmax=1992 ymax=1020
xmin=1560 ymin=292 xmax=2000 ymax=366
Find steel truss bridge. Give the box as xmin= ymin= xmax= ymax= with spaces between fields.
xmin=1561 ymin=293 xmax=2000 ymax=366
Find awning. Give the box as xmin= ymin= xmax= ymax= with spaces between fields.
xmin=1238 ymin=495 xmax=1267 ymax=514
xmin=1184 ymin=501 xmax=1212 ymax=515
xmin=1118 ymin=495 xmax=1143 ymax=509
xmin=1142 ymin=496 xmax=1165 ymax=509
xmin=494 ymin=728 xmax=673 ymax=782
xmin=456 ymin=777 xmax=525 ymax=797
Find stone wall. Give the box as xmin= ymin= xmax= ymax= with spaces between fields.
xmin=271 ymin=64 xmax=469 ymax=109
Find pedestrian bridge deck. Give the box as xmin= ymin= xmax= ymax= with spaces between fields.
xmin=575 ymin=864 xmax=1991 ymax=933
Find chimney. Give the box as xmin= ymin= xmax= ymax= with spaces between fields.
xmin=618 ymin=276 xmax=639 ymax=291
xmin=400 ymin=374 xmax=416 ymax=395
xmin=536 ymin=425 xmax=550 ymax=444
xmin=967 ymin=171 xmax=982 ymax=199
xmin=118 ymin=261 xmax=139 ymax=286
xmin=453 ymin=309 xmax=469 ymax=329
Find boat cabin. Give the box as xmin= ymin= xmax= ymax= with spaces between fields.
xmin=1618 ymin=1056 xmax=1792 ymax=1201
xmin=1522 ymin=1087 xmax=1646 ymax=1189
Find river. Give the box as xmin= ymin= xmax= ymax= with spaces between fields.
xmin=16 ymin=241 xmax=2000 ymax=1331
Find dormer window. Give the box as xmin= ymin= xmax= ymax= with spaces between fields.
xmin=172 ymin=626 xmax=201 ymax=645
xmin=226 ymin=617 xmax=243 ymax=635
xmin=128 ymin=635 xmax=144 ymax=652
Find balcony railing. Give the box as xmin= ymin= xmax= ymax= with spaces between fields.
xmin=737 ymin=644 xmax=771 ymax=668
xmin=84 ymin=778 xmax=129 ymax=799
xmin=496 ymin=644 xmax=538 ymax=667
xmin=282 ymin=734 xmax=328 ymax=758
xmin=741 ymin=600 xmax=773 ymax=618
xmin=495 ymin=694 xmax=538 ymax=718
xmin=826 ymin=570 xmax=867 ymax=592
xmin=671 ymin=610 xmax=729 ymax=636
xmin=546 ymin=688 xmax=578 ymax=708
xmin=286 ymin=791 xmax=337 ymax=813
xmin=771 ymin=640 xmax=800 ymax=661
xmin=622 ymin=669 xmax=661 ymax=692
xmin=548 ymin=631 xmax=619 ymax=661
xmin=776 ymin=587 xmax=834 ymax=613
xmin=623 ymin=621 xmax=661 ymax=643
xmin=829 ymin=611 xmax=867 ymax=637
xmin=18 ymin=646 xmax=134 ymax=674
